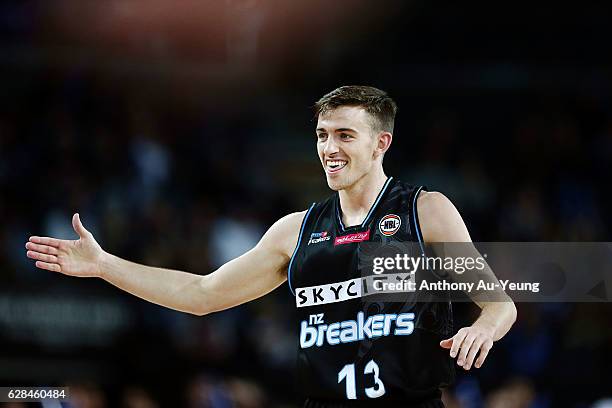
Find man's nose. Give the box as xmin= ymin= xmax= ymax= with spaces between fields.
xmin=323 ymin=137 xmax=339 ymax=156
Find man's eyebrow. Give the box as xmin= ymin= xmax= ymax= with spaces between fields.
xmin=335 ymin=128 xmax=357 ymax=133
xmin=316 ymin=127 xmax=357 ymax=133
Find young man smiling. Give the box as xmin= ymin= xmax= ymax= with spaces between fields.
xmin=26 ymin=86 xmax=516 ymax=407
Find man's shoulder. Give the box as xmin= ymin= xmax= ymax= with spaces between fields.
xmin=415 ymin=190 xmax=471 ymax=243
xmin=416 ymin=190 xmax=451 ymax=213
xmin=258 ymin=210 xmax=309 ymax=257
xmin=270 ymin=210 xmax=309 ymax=238
xmin=276 ymin=210 xmax=309 ymax=230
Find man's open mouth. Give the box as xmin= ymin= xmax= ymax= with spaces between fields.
xmin=326 ymin=160 xmax=348 ymax=173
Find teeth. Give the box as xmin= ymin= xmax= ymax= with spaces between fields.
xmin=327 ymin=160 xmax=347 ymax=168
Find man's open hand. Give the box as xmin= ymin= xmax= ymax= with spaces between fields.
xmin=25 ymin=213 xmax=104 ymax=278
xmin=440 ymin=326 xmax=494 ymax=370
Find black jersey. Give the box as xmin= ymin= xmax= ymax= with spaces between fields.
xmin=288 ymin=177 xmax=454 ymax=405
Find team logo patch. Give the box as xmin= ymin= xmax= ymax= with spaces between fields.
xmin=308 ymin=231 xmax=331 ymax=245
xmin=379 ymin=214 xmax=401 ymax=236
xmin=334 ymin=230 xmax=370 ymax=246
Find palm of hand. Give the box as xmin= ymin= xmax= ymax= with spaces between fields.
xmin=26 ymin=213 xmax=104 ymax=278
xmin=57 ymin=238 xmax=102 ymax=277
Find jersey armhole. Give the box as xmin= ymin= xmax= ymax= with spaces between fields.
xmin=287 ymin=203 xmax=316 ymax=296
xmin=411 ymin=185 xmax=426 ymax=257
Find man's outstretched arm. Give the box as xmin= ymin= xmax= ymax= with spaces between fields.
xmin=26 ymin=212 xmax=305 ymax=316
xmin=417 ymin=191 xmax=517 ymax=370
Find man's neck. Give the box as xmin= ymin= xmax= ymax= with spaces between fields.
xmin=338 ymin=169 xmax=389 ymax=227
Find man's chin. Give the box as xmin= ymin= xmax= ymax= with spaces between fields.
xmin=326 ymin=176 xmax=347 ymax=191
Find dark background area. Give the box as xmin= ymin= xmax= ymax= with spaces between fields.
xmin=1 ymin=1 xmax=611 ymax=407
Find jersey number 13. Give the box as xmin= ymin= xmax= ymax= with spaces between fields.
xmin=337 ymin=359 xmax=386 ymax=399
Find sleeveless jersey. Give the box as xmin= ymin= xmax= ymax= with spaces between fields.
xmin=288 ymin=177 xmax=454 ymax=405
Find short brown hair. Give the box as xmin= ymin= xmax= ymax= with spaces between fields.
xmin=314 ymin=85 xmax=398 ymax=133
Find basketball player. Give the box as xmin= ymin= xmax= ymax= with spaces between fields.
xmin=25 ymin=86 xmax=516 ymax=407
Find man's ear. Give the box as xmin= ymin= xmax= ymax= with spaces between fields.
xmin=375 ymin=131 xmax=393 ymax=158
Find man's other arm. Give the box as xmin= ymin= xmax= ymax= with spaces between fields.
xmin=26 ymin=211 xmax=305 ymax=316
xmin=417 ymin=191 xmax=517 ymax=370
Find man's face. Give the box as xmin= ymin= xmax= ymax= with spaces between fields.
xmin=316 ymin=106 xmax=381 ymax=191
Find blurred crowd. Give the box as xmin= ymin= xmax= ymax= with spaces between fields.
xmin=1 ymin=1 xmax=612 ymax=408
xmin=0 ymin=69 xmax=611 ymax=408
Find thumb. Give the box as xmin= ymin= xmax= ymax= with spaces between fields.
xmin=440 ymin=338 xmax=453 ymax=349
xmin=72 ymin=213 xmax=90 ymax=238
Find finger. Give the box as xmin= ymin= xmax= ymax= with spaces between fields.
xmin=35 ymin=261 xmax=61 ymax=272
xmin=27 ymin=250 xmax=58 ymax=263
xmin=29 ymin=236 xmax=61 ymax=248
xmin=72 ymin=213 xmax=91 ymax=238
xmin=25 ymin=242 xmax=58 ymax=255
xmin=450 ymin=330 xmax=468 ymax=358
xmin=457 ymin=334 xmax=477 ymax=366
xmin=439 ymin=339 xmax=453 ymax=349
xmin=475 ymin=339 xmax=493 ymax=368
xmin=464 ymin=337 xmax=485 ymax=370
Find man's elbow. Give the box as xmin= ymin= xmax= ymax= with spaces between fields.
xmin=189 ymin=302 xmax=211 ymax=317
xmin=188 ymin=275 xmax=214 ymax=316
xmin=508 ymin=301 xmax=518 ymax=326
xmin=190 ymin=308 xmax=210 ymax=317
xmin=185 ymin=300 xmax=211 ymax=317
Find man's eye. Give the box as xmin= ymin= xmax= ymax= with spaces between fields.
xmin=317 ymin=134 xmax=327 ymax=140
xmin=340 ymin=133 xmax=352 ymax=140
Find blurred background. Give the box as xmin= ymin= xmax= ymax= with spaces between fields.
xmin=1 ymin=1 xmax=611 ymax=407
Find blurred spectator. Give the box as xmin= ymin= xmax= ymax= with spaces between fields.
xmin=208 ymin=215 xmax=264 ymax=268
xmin=122 ymin=386 xmax=159 ymax=408
xmin=485 ymin=378 xmax=536 ymax=408
xmin=66 ymin=382 xmax=106 ymax=408
xmin=592 ymin=399 xmax=612 ymax=408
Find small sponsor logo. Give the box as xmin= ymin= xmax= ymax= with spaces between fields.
xmin=334 ymin=230 xmax=370 ymax=246
xmin=308 ymin=231 xmax=331 ymax=245
xmin=379 ymin=214 xmax=401 ymax=236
